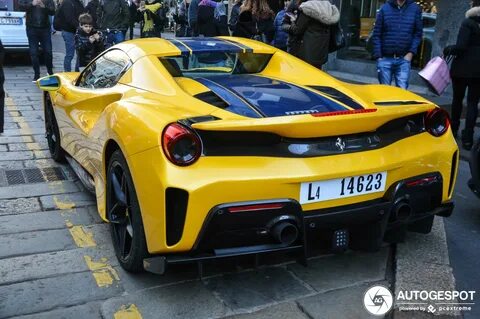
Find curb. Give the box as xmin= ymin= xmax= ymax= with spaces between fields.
xmin=393 ymin=218 xmax=460 ymax=318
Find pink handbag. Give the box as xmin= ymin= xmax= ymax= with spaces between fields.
xmin=418 ymin=56 xmax=452 ymax=96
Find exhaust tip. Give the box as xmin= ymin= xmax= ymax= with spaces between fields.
xmin=271 ymin=222 xmax=299 ymax=246
xmin=394 ymin=202 xmax=412 ymax=221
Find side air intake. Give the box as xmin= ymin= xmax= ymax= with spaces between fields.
xmin=194 ymin=91 xmax=229 ymax=108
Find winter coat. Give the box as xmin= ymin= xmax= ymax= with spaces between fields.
xmin=214 ymin=2 xmax=228 ymax=36
xmin=233 ymin=10 xmax=274 ymax=43
xmin=55 ymin=0 xmax=85 ymax=33
xmin=136 ymin=0 xmax=165 ymax=37
xmin=18 ymin=0 xmax=55 ymax=29
xmin=371 ymin=0 xmax=423 ymax=59
xmin=282 ymin=0 xmax=339 ymax=68
xmin=188 ymin=0 xmax=199 ymax=25
xmin=228 ymin=1 xmax=242 ymax=32
xmin=75 ymin=27 xmax=104 ymax=67
xmin=197 ymin=0 xmax=216 ymax=36
xmin=444 ymin=7 xmax=480 ymax=79
xmin=96 ymin=0 xmax=130 ymax=30
xmin=86 ymin=0 xmax=100 ymax=28
xmin=273 ymin=9 xmax=288 ymax=49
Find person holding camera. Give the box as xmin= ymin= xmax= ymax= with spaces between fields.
xmin=75 ymin=13 xmax=104 ymax=67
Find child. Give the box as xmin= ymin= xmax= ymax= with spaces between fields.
xmin=75 ymin=13 xmax=104 ymax=68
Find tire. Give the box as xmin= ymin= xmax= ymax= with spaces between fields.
xmin=44 ymin=95 xmax=65 ymax=162
xmin=107 ymin=150 xmax=148 ymax=272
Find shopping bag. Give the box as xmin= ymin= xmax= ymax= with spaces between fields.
xmin=418 ymin=56 xmax=452 ymax=96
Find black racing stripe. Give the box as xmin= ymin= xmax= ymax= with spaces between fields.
xmin=220 ymin=38 xmax=254 ymax=53
xmin=308 ymin=86 xmax=364 ymax=110
xmin=169 ymin=39 xmax=191 ymax=54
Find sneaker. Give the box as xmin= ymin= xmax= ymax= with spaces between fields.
xmin=32 ymin=75 xmax=39 ymax=83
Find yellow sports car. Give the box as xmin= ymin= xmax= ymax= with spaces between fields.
xmin=37 ymin=37 xmax=458 ymax=274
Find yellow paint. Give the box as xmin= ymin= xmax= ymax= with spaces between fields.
xmin=35 ymin=38 xmax=459 ymax=256
xmin=114 ymin=304 xmax=143 ymax=319
xmin=84 ymin=256 xmax=120 ymax=288
xmin=69 ymin=226 xmax=96 ymax=247
xmin=53 ymin=196 xmax=75 ymax=210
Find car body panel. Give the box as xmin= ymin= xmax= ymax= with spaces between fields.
xmin=39 ymin=37 xmax=458 ymax=256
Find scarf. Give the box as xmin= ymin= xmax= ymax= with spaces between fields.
xmin=143 ymin=2 xmax=162 ymax=32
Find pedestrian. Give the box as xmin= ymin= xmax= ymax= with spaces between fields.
xmin=371 ymin=0 xmax=423 ymax=89
xmin=272 ymin=0 xmax=290 ymax=50
xmin=232 ymin=0 xmax=275 ymax=44
xmin=214 ymin=0 xmax=228 ymax=36
xmin=55 ymin=0 xmax=85 ymax=72
xmin=128 ymin=0 xmax=139 ymax=39
xmin=228 ymin=0 xmax=242 ymax=33
xmin=197 ymin=0 xmax=217 ymax=36
xmin=86 ymin=0 xmax=100 ymax=28
xmin=0 ymin=39 xmax=4 ymax=134
xmin=96 ymin=0 xmax=130 ymax=48
xmin=19 ymin=0 xmax=56 ymax=81
xmin=75 ymin=13 xmax=104 ymax=67
xmin=443 ymin=0 xmax=480 ymax=150
xmin=137 ymin=0 xmax=166 ymax=38
xmin=187 ymin=0 xmax=199 ymax=36
xmin=281 ymin=0 xmax=339 ymax=68
xmin=173 ymin=0 xmax=189 ymax=36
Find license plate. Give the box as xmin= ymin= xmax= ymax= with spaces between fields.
xmin=0 ymin=17 xmax=21 ymax=25
xmin=300 ymin=172 xmax=387 ymax=204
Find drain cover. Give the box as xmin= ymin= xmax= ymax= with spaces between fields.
xmin=0 ymin=167 xmax=68 ymax=186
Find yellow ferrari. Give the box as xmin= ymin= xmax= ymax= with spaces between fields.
xmin=37 ymin=37 xmax=458 ymax=274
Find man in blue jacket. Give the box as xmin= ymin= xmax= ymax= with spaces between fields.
xmin=372 ymin=0 xmax=422 ymax=89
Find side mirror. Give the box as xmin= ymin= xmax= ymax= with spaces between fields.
xmin=37 ymin=75 xmax=61 ymax=91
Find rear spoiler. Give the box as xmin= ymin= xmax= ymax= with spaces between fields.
xmin=192 ymin=104 xmax=435 ymax=138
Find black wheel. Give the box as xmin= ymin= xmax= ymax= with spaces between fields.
xmin=107 ymin=150 xmax=148 ymax=272
xmin=44 ymin=95 xmax=65 ymax=162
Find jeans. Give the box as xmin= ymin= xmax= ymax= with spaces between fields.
xmin=451 ymin=77 xmax=480 ymax=141
xmin=26 ymin=27 xmax=53 ymax=77
xmin=104 ymin=31 xmax=125 ymax=49
xmin=62 ymin=31 xmax=79 ymax=72
xmin=377 ymin=57 xmax=411 ymax=89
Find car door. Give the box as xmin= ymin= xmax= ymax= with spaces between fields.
xmin=53 ymin=49 xmax=132 ymax=175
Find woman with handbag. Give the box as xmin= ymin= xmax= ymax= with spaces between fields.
xmin=281 ymin=0 xmax=339 ymax=69
xmin=443 ymin=0 xmax=480 ymax=150
xmin=232 ymin=0 xmax=275 ymax=43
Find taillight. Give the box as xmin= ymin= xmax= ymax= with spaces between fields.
xmin=162 ymin=123 xmax=202 ymax=166
xmin=424 ymin=108 xmax=450 ymax=137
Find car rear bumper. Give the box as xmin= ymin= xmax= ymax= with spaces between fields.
xmin=143 ymin=172 xmax=454 ymax=274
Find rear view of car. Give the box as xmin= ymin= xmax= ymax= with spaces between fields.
xmin=0 ymin=4 xmax=29 ymax=53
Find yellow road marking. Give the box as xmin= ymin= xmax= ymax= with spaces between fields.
xmin=53 ymin=196 xmax=76 ymax=210
xmin=114 ymin=304 xmax=143 ymax=319
xmin=84 ymin=256 xmax=120 ymax=287
xmin=67 ymin=223 xmax=96 ymax=247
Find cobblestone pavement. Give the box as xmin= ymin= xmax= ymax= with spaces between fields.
xmin=0 ymin=45 xmax=456 ymax=319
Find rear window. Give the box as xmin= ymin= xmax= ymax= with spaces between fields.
xmin=160 ymin=52 xmax=272 ymax=78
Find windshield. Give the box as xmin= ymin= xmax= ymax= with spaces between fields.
xmin=160 ymin=52 xmax=272 ymax=78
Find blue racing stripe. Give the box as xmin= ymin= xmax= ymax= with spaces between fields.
xmin=169 ymin=39 xmax=191 ymax=55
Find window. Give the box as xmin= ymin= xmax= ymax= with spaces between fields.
xmin=159 ymin=52 xmax=272 ymax=78
xmin=76 ymin=49 xmax=131 ymax=89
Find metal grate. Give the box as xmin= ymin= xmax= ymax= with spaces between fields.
xmin=5 ymin=170 xmax=26 ymax=185
xmin=0 ymin=167 xmax=68 ymax=186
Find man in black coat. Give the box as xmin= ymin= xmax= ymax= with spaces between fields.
xmin=444 ymin=0 xmax=480 ymax=149
xmin=55 ymin=0 xmax=85 ymax=72
xmin=19 ymin=0 xmax=56 ymax=81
